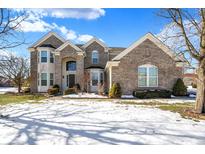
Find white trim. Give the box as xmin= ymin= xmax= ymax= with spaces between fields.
xmin=109 ymin=67 xmax=112 ymax=89
xmin=55 ymin=40 xmax=83 ymax=52
xmin=105 ymin=61 xmax=120 ymax=69
xmin=138 ymin=64 xmax=158 ymax=88
xmin=90 ymin=69 xmax=104 ymax=92
xmin=91 ymin=50 xmax=99 ymax=64
xmin=30 ymin=32 xmax=65 ymax=48
xmin=82 ymin=37 xmax=108 ymax=50
xmin=113 ymin=32 xmax=180 ymax=61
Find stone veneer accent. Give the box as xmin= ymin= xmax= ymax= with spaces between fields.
xmin=38 ymin=35 xmax=64 ymax=48
xmin=55 ymin=45 xmax=84 ymax=91
xmin=30 ymin=50 xmax=38 ymax=92
xmin=110 ymin=39 xmax=183 ymax=94
xmin=84 ymin=41 xmax=108 ymax=68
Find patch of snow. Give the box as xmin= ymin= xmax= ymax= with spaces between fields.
xmin=187 ymin=86 xmax=197 ymax=95
xmin=189 ymin=94 xmax=196 ymax=98
xmin=62 ymin=93 xmax=107 ymax=98
xmin=121 ymin=95 xmax=135 ymax=99
xmin=0 ymin=98 xmax=205 ymax=145
xmin=0 ymin=87 xmax=18 ymax=94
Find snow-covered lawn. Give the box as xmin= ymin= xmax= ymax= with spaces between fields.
xmin=63 ymin=93 xmax=108 ymax=98
xmin=0 ymin=98 xmax=204 ymax=145
xmin=0 ymin=87 xmax=17 ymax=94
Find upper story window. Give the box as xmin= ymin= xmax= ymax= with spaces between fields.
xmin=138 ymin=64 xmax=158 ymax=87
xmin=41 ymin=51 xmax=47 ymax=63
xmin=50 ymin=52 xmax=54 ymax=63
xmin=92 ymin=50 xmax=99 ymax=64
xmin=66 ymin=61 xmax=76 ymax=71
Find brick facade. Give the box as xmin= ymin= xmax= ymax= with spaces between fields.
xmin=110 ymin=39 xmax=183 ymax=94
xmin=29 ymin=32 xmax=184 ymax=94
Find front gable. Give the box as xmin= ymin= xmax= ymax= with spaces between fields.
xmin=82 ymin=38 xmax=108 ymax=52
xmin=30 ymin=32 xmax=65 ymax=49
xmin=112 ymin=33 xmax=183 ymax=62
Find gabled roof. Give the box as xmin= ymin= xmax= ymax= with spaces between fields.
xmin=55 ymin=40 xmax=84 ymax=52
xmin=112 ymin=32 xmax=183 ymax=61
xmin=82 ymin=37 xmax=108 ymax=49
xmin=30 ymin=32 xmax=66 ymax=48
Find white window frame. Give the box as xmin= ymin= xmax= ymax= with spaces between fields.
xmin=41 ymin=51 xmax=47 ymax=63
xmin=92 ymin=50 xmax=99 ymax=64
xmin=50 ymin=52 xmax=54 ymax=63
xmin=90 ymin=69 xmax=104 ymax=87
xmin=41 ymin=73 xmax=47 ymax=86
xmin=49 ymin=73 xmax=54 ymax=86
xmin=138 ymin=64 xmax=158 ymax=87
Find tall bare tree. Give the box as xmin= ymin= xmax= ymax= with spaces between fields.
xmin=158 ymin=9 xmax=205 ymax=113
xmin=0 ymin=8 xmax=27 ymax=50
xmin=0 ymin=53 xmax=30 ymax=93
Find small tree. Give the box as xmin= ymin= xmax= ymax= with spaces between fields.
xmin=172 ymin=78 xmax=187 ymax=96
xmin=109 ymin=83 xmax=122 ymax=98
xmin=0 ymin=53 xmax=30 ymax=93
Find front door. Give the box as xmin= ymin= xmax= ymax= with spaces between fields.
xmin=90 ymin=70 xmax=104 ymax=92
xmin=67 ymin=74 xmax=75 ymax=88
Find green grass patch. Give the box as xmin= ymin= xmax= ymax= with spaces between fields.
xmin=0 ymin=94 xmax=46 ymax=105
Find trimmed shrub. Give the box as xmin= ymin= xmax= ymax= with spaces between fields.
xmin=23 ymin=87 xmax=30 ymax=93
xmin=64 ymin=88 xmax=76 ymax=95
xmin=133 ymin=89 xmax=172 ymax=99
xmin=53 ymin=84 xmax=60 ymax=92
xmin=172 ymin=78 xmax=187 ymax=96
xmin=109 ymin=83 xmax=122 ymax=98
xmin=47 ymin=88 xmax=59 ymax=95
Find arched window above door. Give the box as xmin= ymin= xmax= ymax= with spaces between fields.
xmin=66 ymin=61 xmax=76 ymax=71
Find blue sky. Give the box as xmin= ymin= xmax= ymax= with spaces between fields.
xmin=11 ymin=8 xmax=170 ymax=57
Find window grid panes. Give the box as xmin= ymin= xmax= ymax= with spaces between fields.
xmin=41 ymin=73 xmax=47 ymax=86
xmin=50 ymin=52 xmax=54 ymax=63
xmin=66 ymin=61 xmax=76 ymax=71
xmin=92 ymin=51 xmax=99 ymax=64
xmin=138 ymin=65 xmax=158 ymax=87
xmin=92 ymin=72 xmax=98 ymax=86
xmin=50 ymin=73 xmax=54 ymax=86
xmin=41 ymin=51 xmax=47 ymax=63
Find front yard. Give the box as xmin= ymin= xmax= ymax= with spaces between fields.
xmin=0 ymin=94 xmax=46 ymax=105
xmin=0 ymin=96 xmax=205 ymax=145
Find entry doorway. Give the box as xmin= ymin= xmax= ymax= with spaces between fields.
xmin=67 ymin=74 xmax=76 ymax=88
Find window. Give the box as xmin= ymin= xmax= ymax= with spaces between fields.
xmin=66 ymin=61 xmax=76 ymax=71
xmin=138 ymin=65 xmax=158 ymax=87
xmin=41 ymin=51 xmax=47 ymax=63
xmin=37 ymin=73 xmax=39 ymax=86
xmin=91 ymin=72 xmax=98 ymax=86
xmin=92 ymin=50 xmax=99 ymax=64
xmin=50 ymin=52 xmax=54 ymax=63
xmin=50 ymin=73 xmax=54 ymax=86
xmin=37 ymin=52 xmax=39 ymax=63
xmin=41 ymin=73 xmax=47 ymax=86
xmin=100 ymin=72 xmax=103 ymax=84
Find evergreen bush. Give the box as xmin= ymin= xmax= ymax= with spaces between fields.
xmin=172 ymin=78 xmax=187 ymax=96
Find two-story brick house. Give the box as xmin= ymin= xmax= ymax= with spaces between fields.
xmin=28 ymin=32 xmax=186 ymax=94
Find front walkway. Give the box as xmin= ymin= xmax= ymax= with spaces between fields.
xmin=0 ymin=98 xmax=204 ymax=145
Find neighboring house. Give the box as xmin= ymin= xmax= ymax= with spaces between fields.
xmin=183 ymin=73 xmax=197 ymax=87
xmin=0 ymin=76 xmax=13 ymax=87
xmin=28 ymin=32 xmax=186 ymax=94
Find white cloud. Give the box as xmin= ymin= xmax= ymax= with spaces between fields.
xmin=77 ymin=34 xmax=93 ymax=43
xmin=14 ymin=8 xmax=105 ymax=20
xmin=46 ymin=8 xmax=105 ymax=20
xmin=12 ymin=8 xmax=104 ymax=43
